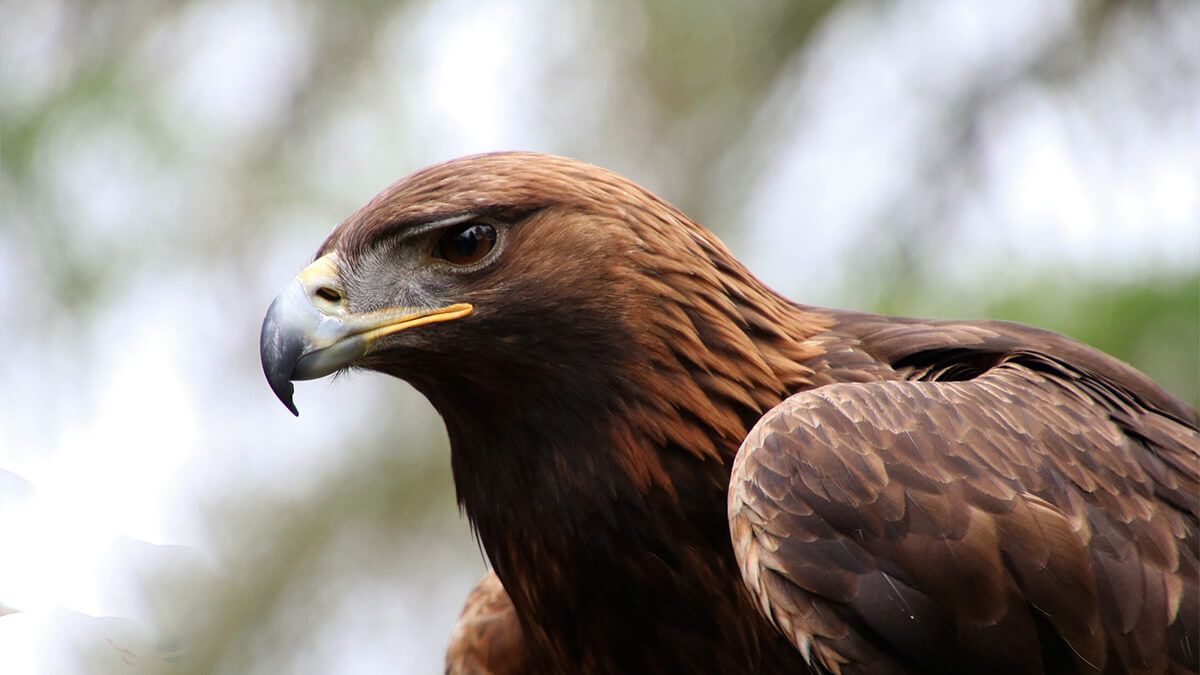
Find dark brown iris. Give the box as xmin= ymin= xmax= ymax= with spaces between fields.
xmin=434 ymin=222 xmax=497 ymax=266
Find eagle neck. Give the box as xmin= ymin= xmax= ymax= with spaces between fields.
xmin=418 ymin=285 xmax=828 ymax=669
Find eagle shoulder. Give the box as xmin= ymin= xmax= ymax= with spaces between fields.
xmin=729 ymin=322 xmax=1199 ymax=674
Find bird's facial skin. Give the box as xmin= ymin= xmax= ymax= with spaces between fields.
xmin=260 ymin=212 xmax=510 ymax=415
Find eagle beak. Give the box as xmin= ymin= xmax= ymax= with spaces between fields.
xmin=259 ymin=253 xmax=473 ymax=415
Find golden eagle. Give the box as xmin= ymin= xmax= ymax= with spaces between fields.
xmin=260 ymin=152 xmax=1198 ymax=674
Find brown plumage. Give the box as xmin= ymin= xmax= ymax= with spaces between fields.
xmin=446 ymin=571 xmax=529 ymax=675
xmin=259 ymin=152 xmax=1199 ymax=674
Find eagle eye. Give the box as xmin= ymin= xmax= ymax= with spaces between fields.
xmin=432 ymin=222 xmax=498 ymax=266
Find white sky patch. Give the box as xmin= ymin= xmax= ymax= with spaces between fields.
xmin=1153 ymin=162 xmax=1199 ymax=232
xmin=992 ymin=98 xmax=1102 ymax=254
xmin=146 ymin=0 xmax=312 ymax=145
xmin=975 ymin=38 xmax=1200 ymax=275
xmin=0 ymin=0 xmax=71 ymax=114
xmin=739 ymin=0 xmax=1199 ymax=302
xmin=0 ymin=611 xmax=38 ymax=674
xmin=33 ymin=115 xmax=168 ymax=248
xmin=398 ymin=0 xmax=544 ymax=155
xmin=423 ymin=2 xmax=515 ymax=147
xmin=0 ymin=325 xmax=198 ymax=617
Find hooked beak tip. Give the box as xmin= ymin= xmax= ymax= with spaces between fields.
xmin=272 ymin=379 xmax=300 ymax=417
xmin=260 ymin=295 xmax=303 ymax=416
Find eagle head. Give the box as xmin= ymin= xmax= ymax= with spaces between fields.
xmin=260 ymin=151 xmax=707 ymax=416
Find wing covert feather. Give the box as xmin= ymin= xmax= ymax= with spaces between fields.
xmin=729 ymin=361 xmax=1198 ymax=675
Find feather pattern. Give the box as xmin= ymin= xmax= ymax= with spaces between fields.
xmin=730 ymin=323 xmax=1198 ymax=674
xmin=278 ymin=152 xmax=1197 ymax=674
xmin=446 ymin=571 xmax=530 ymax=675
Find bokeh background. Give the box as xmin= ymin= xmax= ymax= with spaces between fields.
xmin=1 ymin=0 xmax=1197 ymax=672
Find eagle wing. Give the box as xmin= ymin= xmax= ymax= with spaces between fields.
xmin=728 ymin=343 xmax=1198 ymax=675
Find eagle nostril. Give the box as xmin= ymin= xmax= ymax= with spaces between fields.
xmin=314 ymin=286 xmax=343 ymax=304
